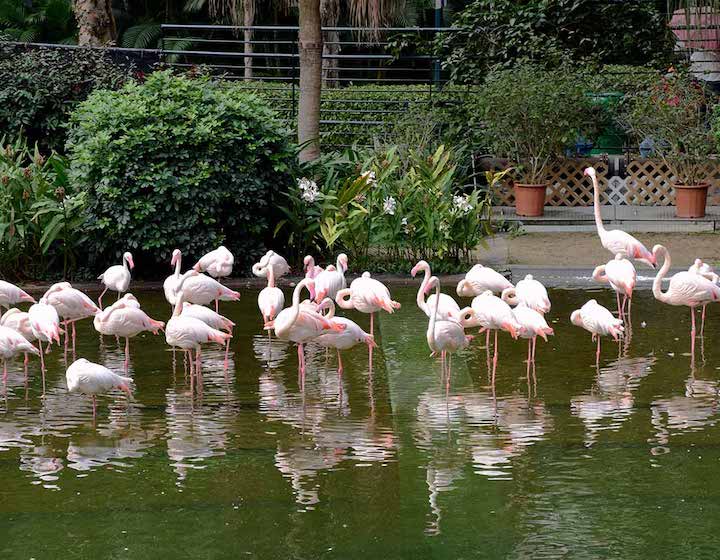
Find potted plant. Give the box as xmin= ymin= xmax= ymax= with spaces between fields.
xmin=624 ymin=69 xmax=716 ymax=218
xmin=475 ymin=63 xmax=593 ymax=216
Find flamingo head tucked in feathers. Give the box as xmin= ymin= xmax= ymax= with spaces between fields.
xmin=570 ymin=309 xmax=583 ymax=327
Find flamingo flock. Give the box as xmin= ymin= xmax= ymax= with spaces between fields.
xmin=0 ymin=165 xmax=716 ymax=415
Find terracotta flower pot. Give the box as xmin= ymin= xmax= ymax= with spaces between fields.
xmin=673 ymin=183 xmax=709 ymax=218
xmin=514 ymin=184 xmax=547 ymax=217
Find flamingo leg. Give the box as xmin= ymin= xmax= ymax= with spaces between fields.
xmin=23 ymin=352 xmax=28 ymax=382
xmin=691 ymin=307 xmax=697 ymax=359
xmin=596 ymin=335 xmax=601 ymax=365
xmin=701 ymin=304 xmax=707 ymax=337
xmin=2 ymin=359 xmax=6 ymax=387
xmin=196 ymin=348 xmax=202 ymax=394
xmin=369 ymin=313 xmax=374 ymax=371
xmin=486 ymin=328 xmax=490 ymax=350
xmin=493 ymin=329 xmax=499 ymax=372
xmin=616 ymin=292 xmax=622 ymax=318
xmin=189 ymin=350 xmax=195 ymax=394
xmin=63 ymin=320 xmax=68 ymax=361
xmin=337 ymin=349 xmax=343 ymax=377
xmin=526 ymin=338 xmax=532 ymax=364
xmin=532 ymin=336 xmax=537 ymax=363
xmin=215 ymin=299 xmax=219 ymax=313
xmin=38 ymin=340 xmax=46 ymax=397
xmin=297 ymin=344 xmax=305 ymax=379
xmin=97 ymin=287 xmax=108 ymax=309
xmin=72 ymin=322 xmax=77 ymax=357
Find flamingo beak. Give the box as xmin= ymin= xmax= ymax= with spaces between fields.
xmin=128 ymin=256 xmax=135 ymax=270
xmin=410 ymin=265 xmax=419 ymax=277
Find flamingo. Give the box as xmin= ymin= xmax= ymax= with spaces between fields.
xmin=425 ymin=276 xmax=472 ymax=387
xmin=592 ymin=254 xmax=637 ymax=318
xmin=181 ymin=302 xmax=234 ymax=368
xmin=93 ymin=296 xmax=165 ymax=371
xmin=194 ymin=245 xmax=234 ymax=279
xmin=181 ymin=271 xmax=240 ymax=312
xmin=166 ymin=271 xmax=232 ymax=392
xmin=257 ymin=263 xmax=285 ymax=328
xmin=459 ymin=290 xmax=520 ymax=382
xmin=267 ymin=278 xmax=344 ymax=379
xmin=688 ymin=258 xmax=719 ymax=334
xmin=313 ymin=299 xmax=375 ymax=376
xmin=585 ymin=167 xmax=656 ymax=268
xmin=456 ymin=264 xmax=513 ymax=298
xmin=252 ymin=250 xmax=291 ymax=279
xmin=513 ymin=305 xmax=554 ymax=364
xmin=0 ymin=308 xmax=36 ymax=376
xmin=314 ymin=253 xmax=348 ymax=301
xmin=652 ymin=244 xmax=720 ymax=357
xmin=302 ymin=255 xmax=324 ymax=279
xmin=43 ymin=282 xmax=100 ymax=356
xmin=0 ymin=325 xmax=39 ymax=386
xmin=336 ymin=272 xmax=401 ymax=367
xmin=163 ymin=249 xmax=183 ymax=308
xmin=0 ymin=280 xmax=35 ymax=313
xmin=28 ymin=297 xmax=61 ymax=395
xmin=98 ymin=251 xmax=134 ymax=308
xmin=65 ymin=358 xmax=133 ymax=417
xmin=501 ymin=274 xmax=551 ymax=314
xmin=412 ymin=260 xmax=460 ymax=320
xmin=570 ymin=299 xmax=624 ymax=363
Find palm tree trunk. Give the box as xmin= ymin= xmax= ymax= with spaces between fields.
xmin=243 ymin=0 xmax=255 ymax=80
xmin=74 ymin=0 xmax=116 ymax=46
xmin=298 ymin=0 xmax=323 ymax=162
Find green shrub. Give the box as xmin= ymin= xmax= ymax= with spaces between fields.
xmin=67 ymin=70 xmax=295 ymax=275
xmin=0 ymin=138 xmax=86 ymax=280
xmin=0 ymin=45 xmax=134 ymax=152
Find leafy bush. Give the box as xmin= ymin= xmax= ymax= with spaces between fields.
xmin=0 ymin=138 xmax=86 ymax=279
xmin=439 ymin=0 xmax=675 ymax=83
xmin=0 ymin=44 xmax=135 ymax=152
xmin=0 ymin=0 xmax=75 ymax=43
xmin=67 ymin=70 xmax=295 ymax=275
xmin=625 ymin=69 xmax=716 ymax=186
xmin=276 ymin=144 xmax=492 ymax=271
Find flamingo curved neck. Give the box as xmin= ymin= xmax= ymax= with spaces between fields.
xmin=267 ymin=264 xmax=276 ymax=288
xmin=427 ymin=281 xmax=440 ymax=346
xmin=591 ymin=174 xmax=606 ymax=234
xmin=174 ymin=253 xmax=182 ymax=278
xmin=172 ymin=291 xmax=185 ymax=317
xmin=653 ymin=247 xmax=671 ymax=302
xmin=416 ymin=265 xmax=431 ymax=314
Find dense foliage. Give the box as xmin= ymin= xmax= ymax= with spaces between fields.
xmin=0 ymin=45 xmax=135 ymax=152
xmin=276 ymin=144 xmax=492 ymax=272
xmin=67 ymin=70 xmax=294 ymax=274
xmin=625 ymin=70 xmax=716 ymax=186
xmin=0 ymin=0 xmax=75 ymax=43
xmin=0 ymin=138 xmax=87 ymax=279
xmin=440 ymin=0 xmax=675 ymax=83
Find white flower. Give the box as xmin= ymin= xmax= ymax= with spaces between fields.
xmin=401 ymin=217 xmax=411 ymax=234
xmin=439 ymin=221 xmax=449 ymax=233
xmin=298 ymin=177 xmax=319 ymax=203
xmin=361 ymin=170 xmax=376 ymax=185
xmin=383 ymin=196 xmax=397 ymax=215
xmin=453 ymin=194 xmax=473 ymax=214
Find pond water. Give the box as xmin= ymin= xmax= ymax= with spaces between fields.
xmin=1 ymin=284 xmax=720 ymax=558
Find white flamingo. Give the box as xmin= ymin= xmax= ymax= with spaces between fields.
xmin=257 ymin=263 xmax=285 ymax=328
xmin=456 ymin=264 xmax=513 ymax=297
xmin=0 ymin=308 xmax=36 ymax=375
xmin=98 ymin=251 xmax=134 ymax=308
xmin=0 ymin=325 xmax=39 ymax=386
xmin=593 ymin=254 xmax=637 ymax=318
xmin=28 ymin=297 xmax=61 ymax=395
xmin=302 ymin=255 xmax=324 ymax=279
xmin=252 ymin=250 xmax=291 ymax=279
xmin=585 ymin=167 xmax=656 ymax=268
xmin=412 ymin=260 xmax=461 ymax=320
xmin=313 ymin=299 xmax=375 ymax=376
xmin=688 ymin=258 xmax=719 ymax=334
xmin=570 ymin=299 xmax=624 ymax=362
xmin=181 ymin=271 xmax=240 ymax=312
xmin=0 ymin=280 xmax=35 ymax=313
xmin=513 ymin=306 xmax=554 ymax=364
xmin=65 ymin=358 xmax=133 ymax=417
xmin=163 ymin=249 xmax=183 ymax=308
xmin=43 ymin=282 xmax=100 ymax=355
xmin=194 ymin=245 xmax=234 ymax=278
xmin=314 ymin=253 xmax=348 ymax=302
xmin=501 ymin=274 xmax=551 ymax=314
xmin=181 ymin=302 xmax=234 ymax=368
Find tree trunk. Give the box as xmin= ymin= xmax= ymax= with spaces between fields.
xmin=243 ymin=0 xmax=255 ymax=80
xmin=298 ymin=0 xmax=323 ymax=162
xmin=74 ymin=0 xmax=116 ymax=46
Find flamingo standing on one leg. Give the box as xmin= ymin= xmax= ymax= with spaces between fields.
xmin=28 ymin=297 xmax=62 ymax=396
xmin=335 ymin=272 xmax=401 ymax=368
xmin=0 ymin=309 xmax=37 ymax=380
xmin=501 ymin=274 xmax=551 ymax=314
xmin=424 ymin=276 xmax=472 ymax=389
xmin=163 ymin=249 xmax=184 ymax=310
xmin=0 ymin=325 xmax=39 ymax=388
xmin=412 ymin=260 xmax=460 ymax=320
xmin=65 ymin=358 xmax=133 ymax=418
xmin=592 ymin=254 xmax=637 ymax=318
xmin=180 ymin=302 xmax=234 ymax=369
xmin=252 ymin=251 xmax=291 ymax=279
xmin=652 ymin=244 xmax=720 ymax=359
xmin=93 ymin=296 xmax=165 ymax=372
xmin=688 ymin=258 xmax=719 ymax=335
xmin=585 ymin=167 xmax=656 ymax=268
xmin=570 ymin=299 xmax=624 ymax=364
xmin=257 ymin=263 xmax=285 ymax=335
xmin=0 ymin=280 xmax=35 ymax=315
xmin=314 ymin=254 xmax=348 ymax=302
xmin=513 ymin=305 xmax=554 ymax=364
xmin=43 ymin=282 xmax=100 ymax=358
xmin=314 ymin=299 xmax=375 ymax=377
xmin=456 ymin=264 xmax=513 ymax=298
xmin=98 ymin=251 xmax=134 ymax=308
xmin=180 ymin=272 xmax=240 ymax=311
xmin=194 ymin=246 xmax=234 ymax=311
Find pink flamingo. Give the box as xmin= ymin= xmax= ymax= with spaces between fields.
xmin=314 ymin=300 xmax=375 ymax=376
xmin=181 ymin=302 xmax=234 ymax=368
xmin=93 ymin=296 xmax=165 ymax=371
xmin=181 ymin=271 xmax=240 ymax=312
xmin=336 ymin=272 xmax=401 ymax=367
xmin=570 ymin=299 xmax=624 ymax=363
xmin=513 ymin=305 xmax=554 ymax=364
xmin=163 ymin=249 xmax=184 ymax=309
xmin=652 ymin=244 xmax=720 ymax=358
xmin=302 ymin=255 xmax=324 ymax=279
xmin=0 ymin=308 xmax=36 ymax=378
xmin=257 ymin=263 xmax=285 ymax=328
xmin=98 ymin=251 xmax=134 ymax=309
xmin=592 ymin=254 xmax=637 ymax=318
xmin=456 ymin=264 xmax=513 ymax=298
xmin=585 ymin=167 xmax=656 ymax=268
xmin=0 ymin=280 xmax=35 ymax=314
xmin=66 ymin=358 xmax=133 ymax=417
xmin=252 ymin=250 xmax=290 ymax=279
xmin=501 ymin=274 xmax=551 ymax=314
xmin=412 ymin=260 xmax=460 ymax=320
xmin=166 ymin=271 xmax=232 ymax=393
xmin=314 ymin=254 xmax=348 ymax=301
xmin=688 ymin=258 xmax=719 ymax=334
xmin=0 ymin=325 xmax=39 ymax=387
xmin=28 ymin=297 xmax=62 ymax=396
xmin=266 ymin=278 xmax=344 ymax=380
xmin=194 ymin=245 xmax=234 ymax=278
xmin=425 ymin=276 xmax=472 ymax=387
xmin=43 ymin=282 xmax=100 ymax=356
